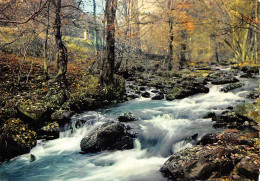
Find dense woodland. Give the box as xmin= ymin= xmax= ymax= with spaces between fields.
xmin=0 ymin=0 xmax=259 ymax=180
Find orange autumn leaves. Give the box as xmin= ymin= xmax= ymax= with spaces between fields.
xmin=116 ymin=29 xmax=136 ymax=38
xmin=174 ymin=2 xmax=195 ymax=32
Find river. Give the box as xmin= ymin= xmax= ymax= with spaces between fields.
xmin=0 ymin=77 xmax=258 ymax=181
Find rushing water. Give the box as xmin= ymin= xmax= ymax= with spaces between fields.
xmin=0 ymin=77 xmax=258 ymax=181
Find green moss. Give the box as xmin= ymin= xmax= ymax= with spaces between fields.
xmin=233 ymin=99 xmax=260 ymax=125
xmin=17 ymin=99 xmax=47 ymax=120
xmin=4 ymin=118 xmax=36 ymax=148
xmin=166 ymin=87 xmax=183 ymax=100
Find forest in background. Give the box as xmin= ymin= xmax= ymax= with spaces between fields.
xmin=0 ymin=0 xmax=259 ymax=78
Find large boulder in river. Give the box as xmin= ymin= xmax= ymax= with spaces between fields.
xmin=37 ymin=122 xmax=60 ymax=140
xmin=196 ymin=133 xmax=218 ymax=146
xmin=80 ymin=122 xmax=134 ymax=153
xmin=160 ymin=145 xmax=243 ymax=181
xmin=166 ymin=81 xmax=209 ymax=101
xmin=160 ymin=131 xmax=260 ymax=181
xmin=240 ymin=65 xmax=259 ymax=78
xmin=212 ymin=111 xmax=257 ymax=129
xmin=247 ymin=88 xmax=260 ymax=100
xmin=220 ymin=82 xmax=244 ymax=93
xmin=117 ymin=112 xmax=137 ymax=122
xmin=0 ymin=118 xmax=36 ymax=162
xmin=152 ymin=93 xmax=164 ymax=100
xmin=211 ymin=76 xmax=239 ymax=85
xmin=142 ymin=91 xmax=151 ymax=98
xmin=51 ymin=110 xmax=74 ymax=125
xmin=207 ymin=71 xmax=239 ymax=85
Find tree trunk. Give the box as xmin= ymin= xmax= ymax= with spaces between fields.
xmin=241 ymin=0 xmax=253 ymax=62
xmin=43 ymin=1 xmax=50 ymax=80
xmin=101 ymin=0 xmax=117 ymax=85
xmin=131 ymin=0 xmax=141 ymax=53
xmin=255 ymin=0 xmax=258 ymax=64
xmin=53 ymin=0 xmax=68 ymax=85
xmin=179 ymin=30 xmax=187 ymax=69
xmin=93 ymin=0 xmax=99 ymax=54
xmin=167 ymin=0 xmax=174 ymax=71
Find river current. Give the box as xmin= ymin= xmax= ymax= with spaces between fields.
xmin=0 ymin=77 xmax=258 ymax=181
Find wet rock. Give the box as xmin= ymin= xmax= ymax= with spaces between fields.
xmin=246 ymin=88 xmax=260 ymax=100
xmin=142 ymin=91 xmax=150 ymax=98
xmin=139 ymin=86 xmax=146 ymax=91
xmin=151 ymin=89 xmax=159 ymax=93
xmin=211 ymin=77 xmax=239 ymax=85
xmin=203 ymin=112 xmax=216 ymax=119
xmin=51 ymin=110 xmax=74 ymax=125
xmin=240 ymin=73 xmax=253 ymax=78
xmin=0 ymin=118 xmax=37 ymax=162
xmin=135 ymin=90 xmax=141 ymax=94
xmin=212 ymin=111 xmax=256 ymax=130
xmin=194 ymin=77 xmax=207 ymax=85
xmin=151 ymin=93 xmax=164 ymax=100
xmin=117 ymin=112 xmax=137 ymax=122
xmin=29 ymin=154 xmax=36 ymax=162
xmin=37 ymin=122 xmax=60 ymax=140
xmin=207 ymin=71 xmax=239 ymax=85
xmin=160 ymin=131 xmax=259 ymax=181
xmin=160 ymin=145 xmax=238 ymax=180
xmin=220 ymin=82 xmax=244 ymax=93
xmin=240 ymin=66 xmax=259 ymax=78
xmin=80 ymin=122 xmax=134 ymax=153
xmin=196 ymin=133 xmax=218 ymax=146
xmin=185 ymin=133 xmax=199 ymax=144
xmin=226 ymin=106 xmax=233 ymax=110
xmin=127 ymin=93 xmax=140 ymax=100
xmin=166 ymin=81 xmax=209 ymax=101
xmin=236 ymin=157 xmax=259 ymax=180
xmin=74 ymin=119 xmax=87 ymax=128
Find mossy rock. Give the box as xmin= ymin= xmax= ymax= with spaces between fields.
xmin=18 ymin=102 xmax=47 ymax=121
xmin=44 ymin=88 xmax=69 ymax=108
xmin=220 ymin=82 xmax=244 ymax=93
xmin=65 ymin=93 xmax=102 ymax=112
xmin=166 ymin=87 xmax=183 ymax=101
xmin=166 ymin=81 xmax=209 ymax=101
xmin=0 ymin=118 xmax=37 ymax=162
xmin=37 ymin=122 xmax=60 ymax=140
xmin=17 ymin=99 xmax=53 ymax=128
xmin=51 ymin=110 xmax=74 ymax=124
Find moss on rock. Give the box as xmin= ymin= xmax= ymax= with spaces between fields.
xmin=0 ymin=118 xmax=36 ymax=162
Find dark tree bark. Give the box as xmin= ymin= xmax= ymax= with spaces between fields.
xmin=179 ymin=30 xmax=187 ymax=69
xmin=43 ymin=1 xmax=51 ymax=80
xmin=168 ymin=0 xmax=174 ymax=71
xmin=215 ymin=41 xmax=219 ymax=63
xmin=101 ymin=0 xmax=117 ymax=85
xmin=53 ymin=0 xmax=68 ymax=86
xmin=93 ymin=0 xmax=99 ymax=53
xmin=169 ymin=18 xmax=174 ymax=71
